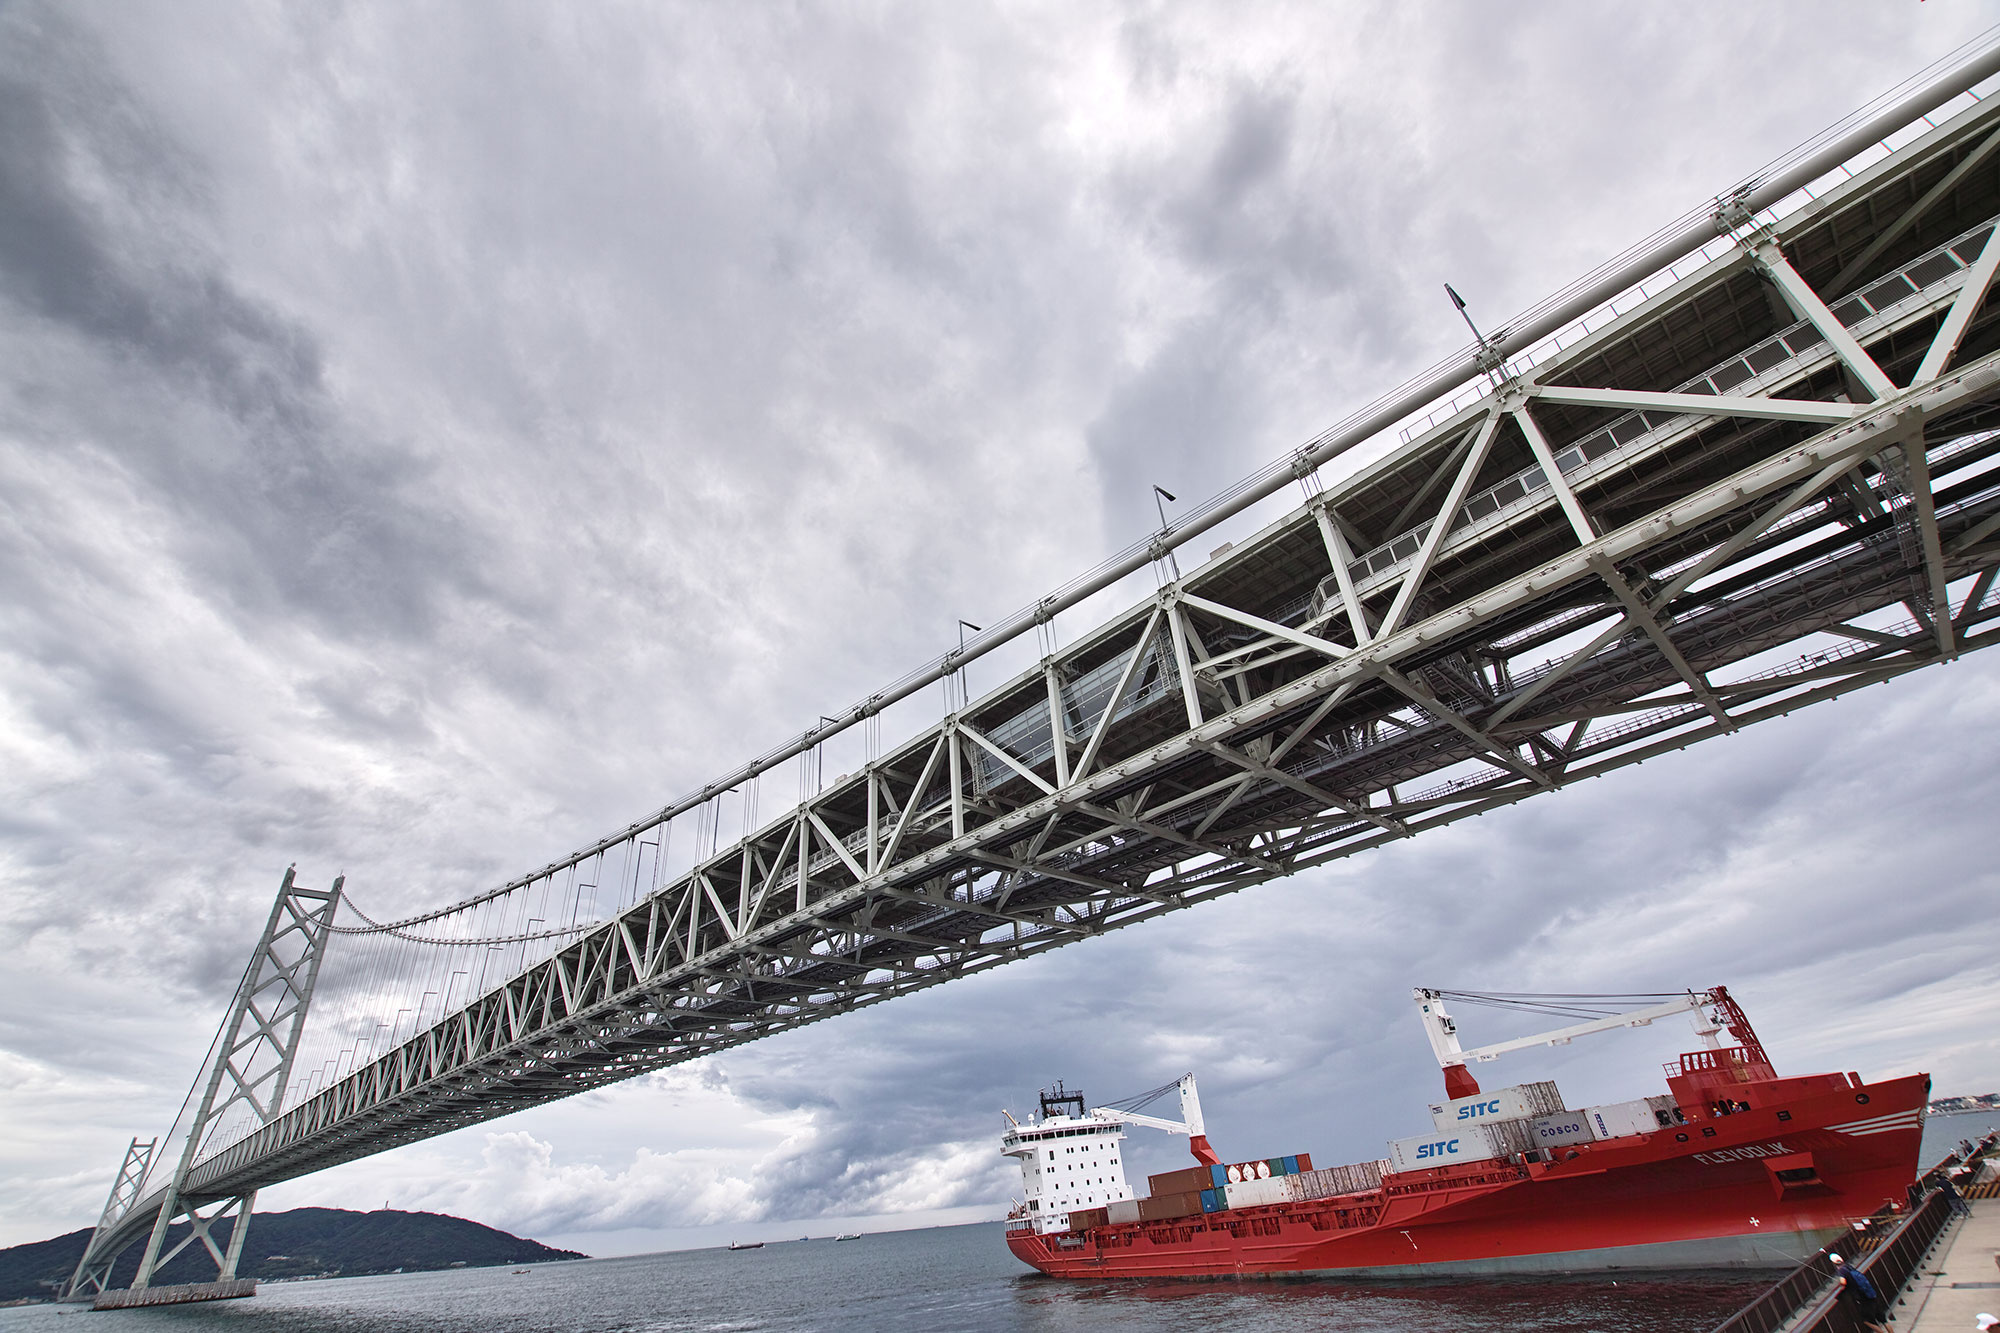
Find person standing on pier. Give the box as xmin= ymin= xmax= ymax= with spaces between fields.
xmin=1828 ymin=1254 xmax=1892 ymax=1333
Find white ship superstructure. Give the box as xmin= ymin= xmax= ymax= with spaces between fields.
xmin=1002 ymin=1075 xmax=1212 ymax=1236
xmin=1002 ymin=1082 xmax=1133 ymax=1235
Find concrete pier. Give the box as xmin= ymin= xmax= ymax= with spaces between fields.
xmin=91 ymin=1279 xmax=256 ymax=1309
xmin=1904 ymin=1198 xmax=1999 ymax=1332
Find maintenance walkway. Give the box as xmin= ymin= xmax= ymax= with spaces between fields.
xmin=1906 ymin=1196 xmax=2000 ymax=1333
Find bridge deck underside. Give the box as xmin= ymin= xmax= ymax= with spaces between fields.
xmin=85 ymin=72 xmax=2000 ymax=1272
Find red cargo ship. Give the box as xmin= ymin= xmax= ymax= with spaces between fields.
xmin=1003 ymin=987 xmax=1926 ymax=1278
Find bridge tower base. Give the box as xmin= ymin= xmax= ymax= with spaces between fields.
xmin=92 ymin=1278 xmax=258 ymax=1309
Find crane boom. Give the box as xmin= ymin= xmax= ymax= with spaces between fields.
xmin=1450 ymin=993 xmax=1717 ymax=1063
xmin=1089 ymin=1073 xmax=1218 ymax=1165
xmin=1414 ymin=988 xmax=1733 ymax=1099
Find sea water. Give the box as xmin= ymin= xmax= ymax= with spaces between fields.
xmin=3 ymin=1112 xmax=1987 ymax=1333
xmin=0 ymin=1235 xmax=1771 ymax=1333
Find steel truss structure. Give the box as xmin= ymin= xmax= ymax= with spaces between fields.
xmin=68 ymin=869 xmax=341 ymax=1298
xmin=71 ymin=44 xmax=2000 ymax=1291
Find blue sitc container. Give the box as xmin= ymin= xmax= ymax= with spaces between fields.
xmin=1200 ymin=1188 xmax=1222 ymax=1213
xmin=1209 ymin=1164 xmax=1229 ymax=1188
xmin=1282 ymin=1155 xmax=1299 ymax=1175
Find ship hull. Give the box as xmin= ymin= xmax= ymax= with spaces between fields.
xmin=1007 ymin=1074 xmax=1925 ymax=1280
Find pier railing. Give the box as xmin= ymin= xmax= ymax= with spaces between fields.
xmin=1710 ymin=1132 xmax=1997 ymax=1333
xmin=1708 ymin=1193 xmax=1945 ymax=1333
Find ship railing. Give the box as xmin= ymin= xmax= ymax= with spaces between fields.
xmin=1707 ymin=1183 xmax=1962 ymax=1333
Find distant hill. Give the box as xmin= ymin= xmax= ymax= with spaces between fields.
xmin=0 ymin=1207 xmax=586 ymax=1304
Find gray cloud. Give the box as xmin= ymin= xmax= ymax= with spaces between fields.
xmin=2 ymin=0 xmax=1997 ymax=1255
xmin=0 ymin=10 xmax=484 ymax=648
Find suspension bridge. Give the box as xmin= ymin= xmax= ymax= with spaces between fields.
xmin=63 ymin=40 xmax=2000 ymax=1306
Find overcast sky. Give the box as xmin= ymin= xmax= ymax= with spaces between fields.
xmin=4 ymin=2 xmax=1998 ymax=1257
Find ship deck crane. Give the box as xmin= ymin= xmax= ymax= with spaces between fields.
xmin=1414 ymin=987 xmax=1771 ymax=1099
xmin=1089 ymin=1073 xmax=1218 ymax=1165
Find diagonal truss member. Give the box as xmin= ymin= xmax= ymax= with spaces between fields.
xmin=66 ymin=867 xmax=341 ymax=1301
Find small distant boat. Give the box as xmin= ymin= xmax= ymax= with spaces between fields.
xmin=727 ymin=1241 xmax=764 ymax=1251
xmin=511 ymin=1268 xmax=529 ymax=1275
xmin=833 ymin=1232 xmax=862 ymax=1242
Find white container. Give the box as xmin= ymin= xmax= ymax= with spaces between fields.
xmin=1527 ymin=1111 xmax=1595 ymax=1148
xmin=1107 ymin=1199 xmax=1141 ymax=1225
xmin=1223 ymin=1176 xmax=1289 ymax=1209
xmin=1583 ymin=1098 xmax=1658 ymax=1141
xmin=1428 ymin=1082 xmax=1564 ymax=1134
xmin=1387 ymin=1128 xmax=1499 ymax=1173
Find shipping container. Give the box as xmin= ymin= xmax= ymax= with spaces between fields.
xmin=1296 ymin=1152 xmax=1313 ymax=1172
xmin=1223 ymin=1176 xmax=1290 ymax=1209
xmin=1387 ymin=1128 xmax=1500 ymax=1174
xmin=1137 ymin=1190 xmax=1203 ymax=1221
xmin=1147 ymin=1165 xmax=1215 ymax=1197
xmin=1281 ymin=1155 xmax=1299 ymax=1175
xmin=1583 ymin=1098 xmax=1658 ymax=1141
xmin=1426 ymin=1080 xmax=1566 ymax=1133
xmin=1199 ymin=1187 xmax=1223 ymax=1213
xmin=1647 ymin=1094 xmax=1685 ymax=1127
xmin=1481 ymin=1117 xmax=1539 ymax=1158
xmin=1107 ymin=1199 xmax=1142 ymax=1225
xmin=1286 ymin=1160 xmax=1387 ymax=1201
xmin=1208 ymin=1163 xmax=1228 ymax=1189
xmin=1068 ymin=1206 xmax=1109 ymax=1231
xmin=1527 ymin=1111 xmax=1595 ymax=1148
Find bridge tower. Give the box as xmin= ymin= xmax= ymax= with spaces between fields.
xmin=63 ymin=1136 xmax=156 ymax=1299
xmin=66 ymin=867 xmax=342 ymax=1305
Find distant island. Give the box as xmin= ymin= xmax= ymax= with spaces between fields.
xmin=1930 ymin=1092 xmax=2000 ymax=1114
xmin=0 ymin=1206 xmax=585 ymax=1305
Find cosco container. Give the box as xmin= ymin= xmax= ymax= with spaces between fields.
xmin=1527 ymin=1111 xmax=1595 ymax=1148
xmin=1387 ymin=1128 xmax=1500 ymax=1174
xmin=1427 ymin=1081 xmax=1566 ymax=1133
xmin=1583 ymin=1098 xmax=1659 ymax=1141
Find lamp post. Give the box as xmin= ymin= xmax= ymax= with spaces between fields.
xmin=955 ymin=620 xmax=982 ymax=708
xmin=1152 ymin=485 xmax=1181 ymax=579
